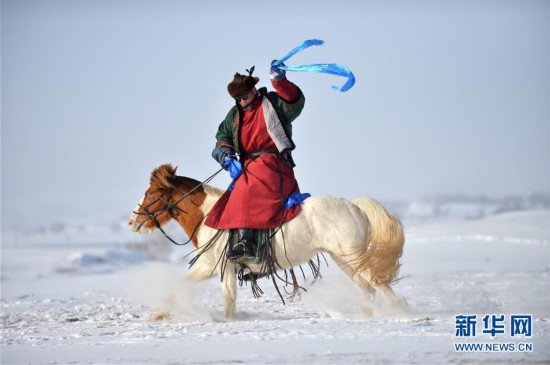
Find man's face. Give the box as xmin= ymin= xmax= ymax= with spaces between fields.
xmin=237 ymin=87 xmax=257 ymax=108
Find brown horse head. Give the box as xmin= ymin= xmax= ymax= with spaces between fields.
xmin=129 ymin=164 xmax=179 ymax=234
xmin=128 ymin=164 xmax=211 ymax=248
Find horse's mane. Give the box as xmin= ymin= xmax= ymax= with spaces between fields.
xmin=150 ymin=164 xmax=177 ymax=189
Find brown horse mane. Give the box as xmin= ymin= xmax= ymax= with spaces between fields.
xmin=150 ymin=164 xmax=178 ymax=190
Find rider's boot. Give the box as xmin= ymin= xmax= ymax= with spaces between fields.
xmin=227 ymin=228 xmax=257 ymax=261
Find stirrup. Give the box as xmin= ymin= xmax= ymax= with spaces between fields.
xmin=227 ymin=241 xmax=256 ymax=261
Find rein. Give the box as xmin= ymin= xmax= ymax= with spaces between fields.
xmin=133 ymin=168 xmax=224 ymax=245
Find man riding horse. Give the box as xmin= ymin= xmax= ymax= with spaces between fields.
xmin=205 ymin=62 xmax=305 ymax=261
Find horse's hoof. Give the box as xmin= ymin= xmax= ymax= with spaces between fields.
xmin=149 ymin=309 xmax=170 ymax=321
xmin=387 ymin=297 xmax=409 ymax=315
xmin=362 ymin=306 xmax=374 ymax=316
xmin=392 ymin=297 xmax=409 ymax=310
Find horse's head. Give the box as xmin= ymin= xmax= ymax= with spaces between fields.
xmin=129 ymin=164 xmax=179 ymax=234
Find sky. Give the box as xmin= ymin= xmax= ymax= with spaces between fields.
xmin=1 ymin=0 xmax=549 ymax=232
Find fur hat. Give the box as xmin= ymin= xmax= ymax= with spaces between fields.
xmin=227 ymin=66 xmax=259 ymax=98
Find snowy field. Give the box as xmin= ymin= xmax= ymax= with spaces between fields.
xmin=1 ymin=210 xmax=549 ymax=364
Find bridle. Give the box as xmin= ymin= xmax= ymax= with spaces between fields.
xmin=132 ymin=168 xmax=223 ymax=245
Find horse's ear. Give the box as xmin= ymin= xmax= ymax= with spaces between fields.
xmin=150 ymin=164 xmax=178 ymax=189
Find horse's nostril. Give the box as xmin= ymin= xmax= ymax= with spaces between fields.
xmin=128 ymin=221 xmax=133 ymax=226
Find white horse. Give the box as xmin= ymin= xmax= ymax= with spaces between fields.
xmin=129 ymin=164 xmax=405 ymax=318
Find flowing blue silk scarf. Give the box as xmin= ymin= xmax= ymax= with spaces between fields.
xmin=271 ymin=39 xmax=355 ymax=92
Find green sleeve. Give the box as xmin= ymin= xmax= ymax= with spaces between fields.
xmin=268 ymin=89 xmax=305 ymax=138
xmin=275 ymin=89 xmax=305 ymax=124
xmin=214 ymin=108 xmax=236 ymax=149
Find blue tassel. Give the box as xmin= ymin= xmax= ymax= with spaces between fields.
xmin=285 ymin=192 xmax=311 ymax=209
xmin=272 ymin=39 xmax=355 ymax=92
xmin=224 ymin=159 xmax=242 ymax=180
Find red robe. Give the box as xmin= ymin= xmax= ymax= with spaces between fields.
xmin=205 ymin=80 xmax=302 ymax=230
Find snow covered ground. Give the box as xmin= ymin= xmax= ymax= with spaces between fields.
xmin=1 ymin=210 xmax=549 ymax=364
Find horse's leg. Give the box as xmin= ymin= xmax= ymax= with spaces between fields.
xmin=180 ymin=255 xmax=240 ymax=319
xmin=333 ymin=257 xmax=407 ymax=310
xmin=330 ymin=254 xmax=376 ymax=301
xmin=221 ymin=260 xmax=237 ymax=319
xmin=149 ymin=261 xmax=216 ymax=322
xmin=371 ymin=281 xmax=408 ymax=309
xmin=185 ymin=260 xmax=216 ymax=282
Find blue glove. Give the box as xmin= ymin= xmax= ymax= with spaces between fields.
xmin=224 ymin=158 xmax=242 ymax=180
xmin=270 ymin=59 xmax=286 ymax=81
xmin=285 ymin=192 xmax=311 ymax=209
xmin=212 ymin=146 xmax=235 ymax=169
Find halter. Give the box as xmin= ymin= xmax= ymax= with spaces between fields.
xmin=132 ymin=168 xmax=223 ymax=245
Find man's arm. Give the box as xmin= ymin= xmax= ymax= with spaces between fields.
xmin=271 ymin=78 xmax=300 ymax=103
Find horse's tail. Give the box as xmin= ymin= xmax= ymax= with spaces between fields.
xmin=350 ymin=197 xmax=404 ymax=286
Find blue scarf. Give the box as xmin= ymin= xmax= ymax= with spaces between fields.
xmin=271 ymin=39 xmax=356 ymax=92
